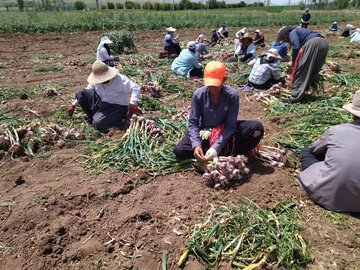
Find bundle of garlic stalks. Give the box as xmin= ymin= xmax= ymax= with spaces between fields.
xmin=0 ymin=123 xmax=85 ymax=159
xmin=256 ymin=145 xmax=286 ymax=168
xmin=251 ymin=84 xmax=291 ymax=106
xmin=85 ymin=115 xmax=193 ymax=175
xmin=140 ymin=81 xmax=163 ymax=98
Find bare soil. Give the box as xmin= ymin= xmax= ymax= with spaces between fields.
xmin=1 ymin=24 xmax=360 ymax=270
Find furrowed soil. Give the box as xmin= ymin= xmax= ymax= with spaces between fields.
xmin=1 ymin=23 xmax=360 ymax=270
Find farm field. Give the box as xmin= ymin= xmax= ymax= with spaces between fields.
xmin=1 ymin=13 xmax=360 ymax=270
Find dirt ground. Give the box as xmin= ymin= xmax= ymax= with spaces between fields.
xmin=1 ymin=23 xmax=360 ymax=270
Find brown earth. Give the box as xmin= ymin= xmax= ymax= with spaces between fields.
xmin=1 ymin=23 xmax=360 ymax=270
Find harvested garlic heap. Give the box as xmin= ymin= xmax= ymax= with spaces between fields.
xmin=140 ymin=81 xmax=163 ymax=98
xmin=202 ymin=155 xmax=250 ymax=190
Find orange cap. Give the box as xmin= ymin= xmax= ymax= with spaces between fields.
xmin=204 ymin=61 xmax=226 ymax=87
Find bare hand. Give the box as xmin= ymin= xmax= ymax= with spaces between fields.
xmin=194 ymin=146 xmax=206 ymax=164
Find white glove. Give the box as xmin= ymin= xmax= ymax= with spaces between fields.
xmin=199 ymin=129 xmax=211 ymax=140
xmin=205 ymin=147 xmax=218 ymax=160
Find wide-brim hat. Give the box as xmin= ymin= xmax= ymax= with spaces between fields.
xmin=343 ymin=90 xmax=360 ymax=117
xmin=87 ymin=61 xmax=118 ymax=84
xmin=240 ymin=33 xmax=253 ymax=42
xmin=266 ymin=49 xmax=282 ymax=60
xmin=277 ymin=26 xmax=295 ymax=42
xmin=204 ymin=61 xmax=226 ymax=87
xmin=166 ymin=27 xmax=176 ymax=32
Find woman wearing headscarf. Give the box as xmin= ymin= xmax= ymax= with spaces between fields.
xmin=277 ymin=26 xmax=328 ymax=103
xmin=96 ymin=36 xmax=119 ymax=67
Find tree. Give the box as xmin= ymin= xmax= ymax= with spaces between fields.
xmin=73 ymin=0 xmax=86 ymax=10
xmin=17 ymin=0 xmax=24 ymax=11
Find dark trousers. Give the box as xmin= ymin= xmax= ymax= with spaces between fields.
xmin=165 ymin=44 xmax=181 ymax=56
xmin=173 ymin=120 xmax=264 ymax=159
xmin=76 ymin=89 xmax=128 ymax=130
xmin=300 ymin=147 xmax=325 ymax=171
xmin=189 ymin=68 xmax=204 ymax=78
xmin=249 ymin=78 xmax=280 ymax=90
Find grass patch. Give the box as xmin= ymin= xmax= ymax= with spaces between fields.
xmin=0 ymin=85 xmax=44 ymax=101
xmin=323 ymin=210 xmax=348 ymax=230
xmin=34 ymin=64 xmax=64 ymax=72
xmin=183 ymin=199 xmax=311 ymax=269
xmin=32 ymin=53 xmax=62 ymax=61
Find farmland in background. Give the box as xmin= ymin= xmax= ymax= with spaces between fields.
xmin=0 ymin=9 xmax=359 ymax=33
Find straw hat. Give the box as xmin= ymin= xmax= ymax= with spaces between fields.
xmin=204 ymin=61 xmax=226 ymax=87
xmin=166 ymin=27 xmax=176 ymax=32
xmin=240 ymin=33 xmax=253 ymax=42
xmin=100 ymin=36 xmax=113 ymax=45
xmin=343 ymin=91 xmax=360 ymax=117
xmin=87 ymin=61 xmax=118 ymax=84
xmin=266 ymin=49 xmax=282 ymax=60
xmin=254 ymin=29 xmax=261 ymax=33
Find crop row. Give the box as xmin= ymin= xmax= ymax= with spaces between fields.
xmin=0 ymin=9 xmax=359 ymax=33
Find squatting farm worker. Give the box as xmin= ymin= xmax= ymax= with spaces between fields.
xmin=67 ymin=61 xmax=141 ymax=131
xmin=341 ymin=24 xmax=352 ymax=38
xmin=173 ymin=61 xmax=264 ymax=163
xmin=163 ymin=27 xmax=181 ymax=56
xmin=298 ymin=90 xmax=360 ymax=212
xmin=248 ymin=49 xmax=285 ymax=90
xmin=195 ymin=34 xmax=211 ymax=60
xmin=234 ymin=33 xmax=256 ymax=62
xmin=254 ymin=29 xmax=265 ymax=47
xmin=96 ymin=36 xmax=119 ymax=67
xmin=217 ymin=23 xmax=229 ymax=39
xmin=277 ymin=26 xmax=328 ymax=103
xmin=171 ymin=41 xmax=203 ymax=78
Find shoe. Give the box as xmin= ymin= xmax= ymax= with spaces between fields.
xmin=280 ymin=97 xmax=293 ymax=104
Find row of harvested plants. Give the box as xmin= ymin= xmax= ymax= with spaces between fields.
xmin=0 ymin=123 xmax=85 ymax=159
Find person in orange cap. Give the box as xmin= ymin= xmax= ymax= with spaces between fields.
xmin=173 ymin=61 xmax=264 ymax=163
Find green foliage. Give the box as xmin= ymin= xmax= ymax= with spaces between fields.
xmin=73 ymin=1 xmax=86 ymax=10
xmin=268 ymin=91 xmax=353 ymax=152
xmin=0 ymin=9 xmax=359 ymax=33
xmin=34 ymin=64 xmax=63 ymax=72
xmin=115 ymin=2 xmax=123 ymax=9
xmin=186 ymin=199 xmax=312 ymax=269
xmin=102 ymin=30 xmax=136 ymax=54
xmin=16 ymin=0 xmax=24 ymax=11
xmin=107 ymin=2 xmax=114 ymax=10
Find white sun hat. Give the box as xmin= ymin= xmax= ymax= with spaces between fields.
xmin=166 ymin=27 xmax=176 ymax=32
xmin=100 ymin=36 xmax=113 ymax=45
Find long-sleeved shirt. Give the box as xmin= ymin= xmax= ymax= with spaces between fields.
xmin=350 ymin=31 xmax=360 ymax=43
xmin=254 ymin=34 xmax=265 ymax=45
xmin=234 ymin=42 xmax=256 ymax=58
xmin=85 ymin=74 xmax=140 ymax=106
xmin=188 ymin=85 xmax=239 ymax=153
xmin=218 ymin=27 xmax=228 ymax=38
xmin=171 ymin=49 xmax=202 ymax=78
xmin=298 ymin=121 xmax=360 ymax=212
xmin=196 ymin=42 xmax=209 ymax=57
xmin=164 ymin=33 xmax=177 ymax=47
xmin=97 ymin=46 xmax=116 ymax=62
xmin=270 ymin=41 xmax=288 ymax=59
xmin=289 ymin=28 xmax=322 ymax=62
xmin=248 ymin=56 xmax=281 ymax=85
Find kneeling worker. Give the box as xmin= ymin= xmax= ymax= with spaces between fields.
xmin=67 ymin=61 xmax=141 ymax=130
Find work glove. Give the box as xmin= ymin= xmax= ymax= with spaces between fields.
xmin=205 ymin=147 xmax=218 ymax=161
xmin=67 ymin=104 xmax=76 ymax=117
xmin=128 ymin=103 xmax=142 ymax=115
xmin=199 ymin=129 xmax=211 ymax=141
